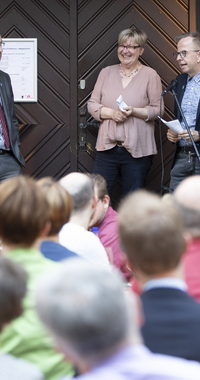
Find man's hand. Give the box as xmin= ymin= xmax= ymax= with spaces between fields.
xmin=179 ymin=129 xmax=200 ymax=142
xmin=167 ymin=129 xmax=181 ymax=142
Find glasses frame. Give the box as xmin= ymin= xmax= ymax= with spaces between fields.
xmin=118 ymin=44 xmax=140 ymax=51
xmin=173 ymin=50 xmax=200 ymax=59
xmin=0 ymin=42 xmax=5 ymax=48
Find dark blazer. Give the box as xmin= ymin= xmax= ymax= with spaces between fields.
xmin=172 ymin=73 xmax=200 ymax=167
xmin=0 ymin=70 xmax=25 ymax=167
xmin=141 ymin=287 xmax=200 ymax=362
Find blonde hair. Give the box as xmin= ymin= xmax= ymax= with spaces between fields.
xmin=118 ymin=28 xmax=147 ymax=48
xmin=37 ymin=177 xmax=73 ymax=236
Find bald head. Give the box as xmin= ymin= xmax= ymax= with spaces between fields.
xmin=173 ymin=176 xmax=200 ymax=237
xmin=60 ymin=173 xmax=94 ymax=213
xmin=174 ymin=176 xmax=200 ymax=211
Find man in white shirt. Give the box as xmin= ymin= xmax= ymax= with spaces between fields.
xmin=59 ymin=172 xmax=110 ymax=269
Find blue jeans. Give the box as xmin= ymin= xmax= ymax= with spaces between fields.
xmin=93 ymin=146 xmax=153 ymax=197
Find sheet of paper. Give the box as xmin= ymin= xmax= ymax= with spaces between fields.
xmin=158 ymin=116 xmax=183 ymax=134
xmin=116 ymin=95 xmax=128 ymax=112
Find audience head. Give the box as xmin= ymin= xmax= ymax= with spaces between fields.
xmin=173 ymin=175 xmax=200 ymax=239
xmin=118 ymin=190 xmax=185 ymax=276
xmin=36 ymin=259 xmax=139 ymax=367
xmin=88 ymin=174 xmax=110 ymax=228
xmin=0 ymin=176 xmax=50 ymax=246
xmin=59 ymin=173 xmax=96 ymax=216
xmin=37 ymin=177 xmax=73 ymax=236
xmin=0 ymin=256 xmax=27 ymax=331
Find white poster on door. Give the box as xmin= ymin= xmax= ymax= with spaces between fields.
xmin=0 ymin=38 xmax=37 ymax=102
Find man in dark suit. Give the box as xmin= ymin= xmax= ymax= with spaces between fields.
xmin=0 ymin=35 xmax=25 ymax=181
xmin=167 ymin=31 xmax=200 ymax=191
xmin=118 ymin=190 xmax=200 ymax=362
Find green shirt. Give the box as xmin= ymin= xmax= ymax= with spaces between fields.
xmin=0 ymin=248 xmax=74 ymax=380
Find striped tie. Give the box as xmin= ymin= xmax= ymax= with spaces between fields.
xmin=0 ymin=103 xmax=10 ymax=149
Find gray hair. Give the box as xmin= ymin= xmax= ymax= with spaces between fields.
xmin=173 ymin=201 xmax=200 ymax=239
xmin=175 ymin=31 xmax=200 ymax=49
xmin=59 ymin=173 xmax=94 ymax=213
xmin=0 ymin=256 xmax=27 ymax=329
xmin=173 ymin=175 xmax=200 ymax=238
xmin=36 ymin=259 xmax=135 ymax=363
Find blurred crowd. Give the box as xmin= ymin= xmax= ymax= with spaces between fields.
xmin=0 ymin=172 xmax=200 ymax=380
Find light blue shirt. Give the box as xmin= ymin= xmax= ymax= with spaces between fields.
xmin=143 ymin=277 xmax=188 ymax=292
xmin=67 ymin=344 xmax=200 ymax=380
xmin=179 ymin=72 xmax=200 ymax=146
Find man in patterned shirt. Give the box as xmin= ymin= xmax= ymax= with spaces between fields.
xmin=167 ymin=31 xmax=200 ymax=191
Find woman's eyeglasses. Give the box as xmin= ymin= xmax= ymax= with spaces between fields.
xmin=118 ymin=45 xmax=140 ymax=51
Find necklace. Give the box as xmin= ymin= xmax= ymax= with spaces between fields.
xmin=119 ymin=63 xmax=141 ymax=78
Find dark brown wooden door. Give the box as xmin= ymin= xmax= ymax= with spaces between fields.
xmin=0 ymin=0 xmax=191 ymax=201
xmin=0 ymin=0 xmax=71 ymax=179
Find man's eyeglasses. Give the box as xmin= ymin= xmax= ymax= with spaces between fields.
xmin=0 ymin=42 xmax=5 ymax=48
xmin=118 ymin=44 xmax=140 ymax=51
xmin=173 ymin=50 xmax=200 ymax=59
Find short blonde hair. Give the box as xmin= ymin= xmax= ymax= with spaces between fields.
xmin=37 ymin=177 xmax=73 ymax=236
xmin=118 ymin=28 xmax=147 ymax=48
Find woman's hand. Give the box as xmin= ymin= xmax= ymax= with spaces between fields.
xmin=100 ymin=107 xmax=127 ymax=122
xmin=111 ymin=109 xmax=128 ymax=123
xmin=123 ymin=106 xmax=148 ymax=120
xmin=123 ymin=106 xmax=133 ymax=117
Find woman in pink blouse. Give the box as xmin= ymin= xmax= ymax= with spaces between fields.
xmin=88 ymin=28 xmax=164 ymax=197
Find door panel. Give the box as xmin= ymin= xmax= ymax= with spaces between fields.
xmin=0 ymin=0 xmax=190 ymax=201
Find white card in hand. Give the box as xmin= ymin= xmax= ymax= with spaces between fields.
xmin=116 ymin=95 xmax=128 ymax=112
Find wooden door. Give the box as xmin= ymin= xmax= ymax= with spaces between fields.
xmin=0 ymin=0 xmax=192 ymax=203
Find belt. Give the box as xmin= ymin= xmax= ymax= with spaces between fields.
xmin=0 ymin=149 xmax=13 ymax=155
xmin=177 ymin=146 xmax=200 ymax=154
xmin=116 ymin=141 xmax=124 ymax=147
